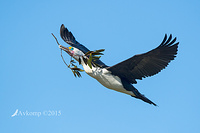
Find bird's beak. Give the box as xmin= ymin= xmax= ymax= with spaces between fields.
xmin=59 ymin=45 xmax=73 ymax=56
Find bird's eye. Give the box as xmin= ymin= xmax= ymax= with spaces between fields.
xmin=69 ymin=47 xmax=74 ymax=51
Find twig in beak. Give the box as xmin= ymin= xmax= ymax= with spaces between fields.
xmin=60 ymin=49 xmax=70 ymax=68
xmin=52 ymin=33 xmax=84 ymax=78
xmin=51 ymin=33 xmax=60 ymax=46
xmin=52 ymin=33 xmax=73 ymax=56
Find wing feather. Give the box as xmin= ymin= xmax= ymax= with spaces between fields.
xmin=107 ymin=34 xmax=179 ymax=84
xmin=60 ymin=24 xmax=108 ymax=68
xmin=60 ymin=24 xmax=90 ymax=54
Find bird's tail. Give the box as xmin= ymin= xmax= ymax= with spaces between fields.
xmin=131 ymin=87 xmax=157 ymax=106
xmin=121 ymin=79 xmax=157 ymax=106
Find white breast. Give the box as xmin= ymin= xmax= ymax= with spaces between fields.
xmin=82 ymin=63 xmax=134 ymax=96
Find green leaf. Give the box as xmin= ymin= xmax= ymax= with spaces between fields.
xmin=92 ymin=52 xmax=104 ymax=55
xmin=78 ymin=57 xmax=81 ymax=65
xmin=70 ymin=60 xmax=76 ymax=63
xmin=78 ymin=69 xmax=84 ymax=72
xmin=71 ymin=67 xmax=84 ymax=72
xmin=85 ymin=51 xmax=93 ymax=56
xmin=92 ymin=56 xmax=101 ymax=59
xmin=87 ymin=53 xmax=93 ymax=69
xmin=76 ymin=71 xmax=81 ymax=77
xmin=88 ymin=61 xmax=92 ymax=69
xmin=83 ymin=57 xmax=88 ymax=65
xmin=71 ymin=63 xmax=76 ymax=67
xmin=95 ymin=49 xmax=105 ymax=53
xmin=72 ymin=70 xmax=77 ymax=77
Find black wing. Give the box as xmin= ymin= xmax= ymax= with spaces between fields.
xmin=60 ymin=24 xmax=90 ymax=54
xmin=60 ymin=24 xmax=108 ymax=68
xmin=107 ymin=34 xmax=179 ymax=84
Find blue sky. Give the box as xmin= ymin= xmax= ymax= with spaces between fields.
xmin=1 ymin=0 xmax=200 ymax=132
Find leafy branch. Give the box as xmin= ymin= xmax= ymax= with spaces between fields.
xmin=52 ymin=33 xmax=104 ymax=77
xmin=84 ymin=49 xmax=105 ymax=69
xmin=52 ymin=33 xmax=84 ymax=77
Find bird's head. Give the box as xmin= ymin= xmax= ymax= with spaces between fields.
xmin=68 ymin=46 xmax=85 ymax=59
xmin=59 ymin=45 xmax=84 ymax=61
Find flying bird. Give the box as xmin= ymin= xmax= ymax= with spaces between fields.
xmin=59 ymin=24 xmax=179 ymax=106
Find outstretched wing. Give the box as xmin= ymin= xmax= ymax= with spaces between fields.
xmin=107 ymin=34 xmax=179 ymax=84
xmin=60 ymin=24 xmax=108 ymax=68
xmin=60 ymin=24 xmax=90 ymax=54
